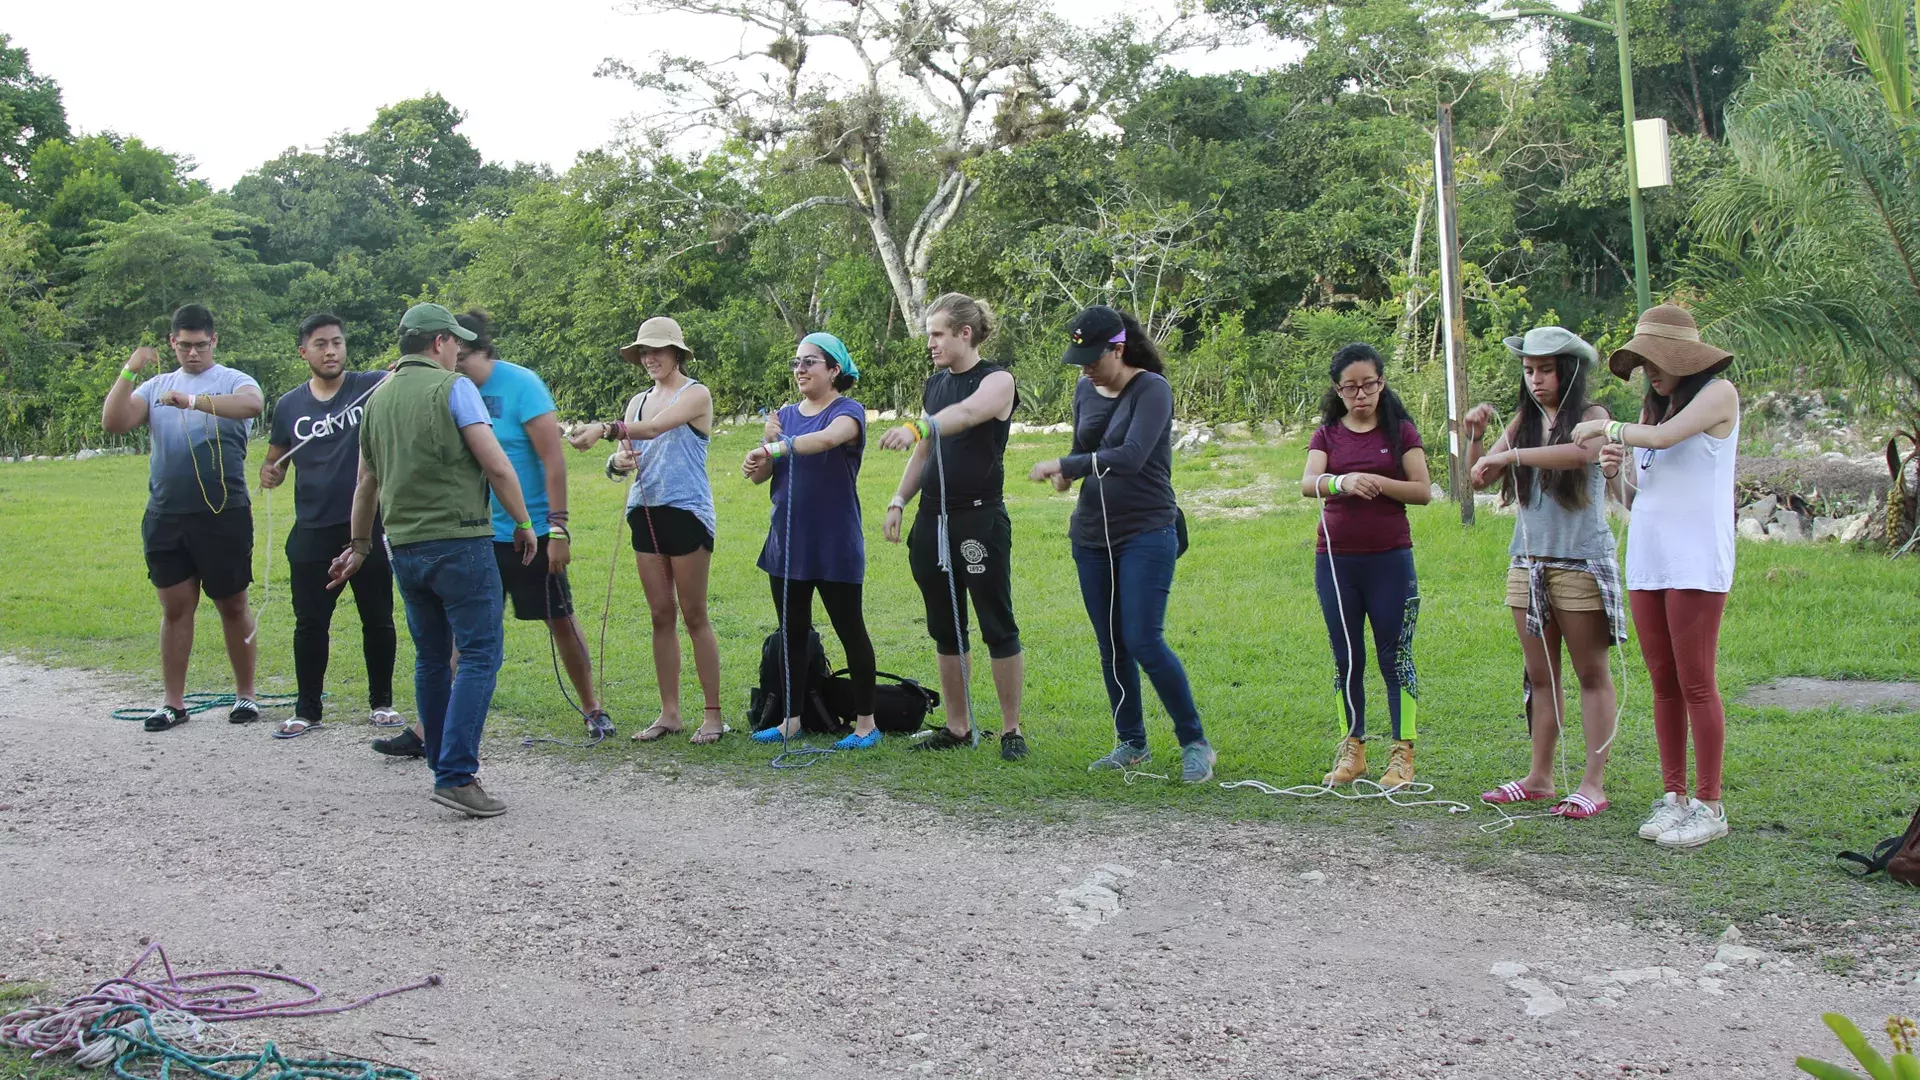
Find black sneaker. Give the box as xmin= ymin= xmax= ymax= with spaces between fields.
xmin=373 ymin=727 xmax=426 ymax=758
xmin=909 ymin=727 xmax=972 ymax=752
xmin=144 ymin=705 xmax=189 ymax=732
xmin=228 ymin=697 xmax=260 ymax=724
xmin=1000 ymin=732 xmax=1029 ymax=762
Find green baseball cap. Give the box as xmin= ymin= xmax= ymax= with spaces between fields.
xmin=398 ymin=302 xmax=477 ymax=341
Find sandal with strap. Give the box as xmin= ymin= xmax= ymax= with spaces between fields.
xmin=1552 ymin=792 xmax=1610 ymax=819
xmin=273 ymin=717 xmax=321 ymax=740
xmin=1481 ymin=780 xmax=1553 ymax=805
xmin=632 ymin=721 xmax=679 ymax=743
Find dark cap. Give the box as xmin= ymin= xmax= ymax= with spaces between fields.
xmin=398 ymin=302 xmax=477 ymax=342
xmin=1061 ymin=305 xmax=1126 ymax=366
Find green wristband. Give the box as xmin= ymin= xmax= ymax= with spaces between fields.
xmin=120 ymin=368 xmax=139 ymax=383
xmin=517 ymin=520 xmax=533 ymax=532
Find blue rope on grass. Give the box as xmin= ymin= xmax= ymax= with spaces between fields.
xmin=110 ymin=692 xmax=308 ymax=722
xmin=89 ymin=1002 xmax=417 ymax=1080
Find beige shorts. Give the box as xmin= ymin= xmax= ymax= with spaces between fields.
xmin=1505 ymin=566 xmax=1603 ymax=612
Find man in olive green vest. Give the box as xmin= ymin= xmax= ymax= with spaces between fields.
xmin=329 ymin=302 xmax=535 ymax=818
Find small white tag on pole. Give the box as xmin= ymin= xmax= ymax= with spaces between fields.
xmin=1633 ymin=118 xmax=1671 ymax=188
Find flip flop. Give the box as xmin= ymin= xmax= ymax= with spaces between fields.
xmin=633 ymin=722 xmax=679 ymax=743
xmin=369 ymin=708 xmax=407 ymax=728
xmin=689 ymin=725 xmax=731 ymax=745
xmin=1481 ymin=780 xmax=1554 ymax=805
xmin=1552 ymin=793 xmax=1610 ymax=819
xmin=273 ymin=718 xmax=321 ymax=740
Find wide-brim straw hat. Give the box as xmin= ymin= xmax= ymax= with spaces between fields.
xmin=1503 ymin=326 xmax=1598 ymax=367
xmin=1608 ymin=304 xmax=1732 ymax=380
xmin=619 ymin=316 xmax=693 ymax=364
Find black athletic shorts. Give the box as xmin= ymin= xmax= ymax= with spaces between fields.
xmin=143 ymin=508 xmax=254 ymax=598
xmin=494 ymin=535 xmax=573 ymax=621
xmin=628 ymin=504 xmax=714 ymax=557
xmin=908 ymin=503 xmax=1021 ymax=659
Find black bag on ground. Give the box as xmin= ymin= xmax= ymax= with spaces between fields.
xmin=821 ymin=668 xmax=942 ymax=735
xmin=746 ymin=630 xmax=843 ymax=734
xmin=1839 ymin=804 xmax=1920 ymax=887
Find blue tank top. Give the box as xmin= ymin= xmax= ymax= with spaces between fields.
xmin=624 ymin=381 xmax=716 ymax=540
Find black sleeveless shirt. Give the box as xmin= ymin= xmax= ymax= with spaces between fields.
xmin=917 ymin=360 xmax=1015 ymax=513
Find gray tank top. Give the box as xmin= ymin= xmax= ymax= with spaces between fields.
xmin=1509 ymin=462 xmax=1613 ymax=560
xmin=624 ymin=381 xmax=716 ymax=539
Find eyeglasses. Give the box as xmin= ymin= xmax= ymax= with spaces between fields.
xmin=791 ymin=357 xmax=825 ymax=371
xmin=1335 ymin=378 xmax=1384 ymax=398
xmin=1638 ymin=448 xmax=1656 ymax=471
xmin=173 ymin=340 xmax=214 ymax=355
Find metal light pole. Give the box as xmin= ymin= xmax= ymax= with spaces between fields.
xmin=1491 ymin=1 xmax=1652 ymax=314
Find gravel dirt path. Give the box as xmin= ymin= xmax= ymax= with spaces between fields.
xmin=0 ymin=656 xmax=1907 ymax=1079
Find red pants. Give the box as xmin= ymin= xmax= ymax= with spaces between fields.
xmin=1629 ymin=589 xmax=1729 ymax=800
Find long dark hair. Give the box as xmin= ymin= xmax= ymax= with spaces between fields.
xmin=1318 ymin=343 xmax=1414 ymax=461
xmin=1114 ymin=310 xmax=1163 ymax=375
xmin=1640 ymin=359 xmax=1732 ymax=424
xmin=1503 ymin=351 xmax=1595 ymax=511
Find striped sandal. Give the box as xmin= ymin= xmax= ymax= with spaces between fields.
xmin=1552 ymin=792 xmax=1610 ymax=820
xmin=1481 ymin=780 xmax=1553 ymax=805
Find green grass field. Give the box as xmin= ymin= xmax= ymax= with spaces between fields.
xmin=2 ymin=431 xmax=1917 ymax=934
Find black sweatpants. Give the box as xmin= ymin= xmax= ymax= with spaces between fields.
xmin=288 ymin=525 xmax=397 ymax=721
xmin=768 ymin=576 xmax=875 ymax=718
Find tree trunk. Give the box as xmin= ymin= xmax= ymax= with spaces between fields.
xmin=1395 ymin=188 xmax=1430 ymax=365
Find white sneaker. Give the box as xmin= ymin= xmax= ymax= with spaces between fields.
xmin=1656 ymin=798 xmax=1729 ymax=848
xmin=1638 ymin=792 xmax=1689 ymax=840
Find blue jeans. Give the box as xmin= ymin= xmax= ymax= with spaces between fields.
xmin=391 ymin=537 xmax=503 ymax=788
xmin=1072 ymin=525 xmax=1205 ymax=748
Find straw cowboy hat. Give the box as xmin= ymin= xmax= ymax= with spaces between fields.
xmin=619 ymin=317 xmax=693 ymax=364
xmin=1607 ymin=304 xmax=1732 ymax=380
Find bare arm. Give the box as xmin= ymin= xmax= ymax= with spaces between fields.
xmin=260 ymin=443 xmax=293 ymax=488
xmin=101 ymin=347 xmax=154 ymax=434
xmin=1379 ymin=448 xmax=1433 ymax=504
xmin=527 ymin=411 xmax=568 ymax=520
xmin=1573 ymin=381 xmax=1739 ymax=449
xmin=1302 ymin=447 xmax=1335 ymax=499
xmin=349 ymin=457 xmax=380 ymax=543
xmin=892 ymin=437 xmax=932 ymax=505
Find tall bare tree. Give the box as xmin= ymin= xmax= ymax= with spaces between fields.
xmin=600 ymin=0 xmax=1210 ymax=329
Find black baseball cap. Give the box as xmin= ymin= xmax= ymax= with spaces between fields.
xmin=1061 ymin=305 xmax=1127 ymax=366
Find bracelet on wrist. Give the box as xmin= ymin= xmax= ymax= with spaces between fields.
xmin=887 ymin=495 xmax=907 ymax=511
xmin=516 ymin=520 xmax=534 ymax=532
xmin=119 ymin=368 xmax=140 ymax=383
xmin=350 ymin=538 xmax=373 ymax=555
xmin=548 ymin=525 xmax=570 ymax=541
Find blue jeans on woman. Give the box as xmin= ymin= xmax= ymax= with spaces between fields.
xmin=1072 ymin=525 xmax=1205 ymax=748
xmin=391 ymin=536 xmax=503 ymax=788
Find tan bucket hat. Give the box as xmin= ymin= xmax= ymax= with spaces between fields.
xmin=619 ymin=316 xmax=692 ymax=364
xmin=1607 ymin=304 xmax=1733 ymax=380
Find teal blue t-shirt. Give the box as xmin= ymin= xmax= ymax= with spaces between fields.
xmin=475 ymin=359 xmax=557 ymax=540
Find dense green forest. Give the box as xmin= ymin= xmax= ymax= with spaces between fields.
xmin=3 ymin=0 xmax=1917 ymax=489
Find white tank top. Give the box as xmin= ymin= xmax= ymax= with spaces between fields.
xmin=1625 ymin=413 xmax=1738 ymax=593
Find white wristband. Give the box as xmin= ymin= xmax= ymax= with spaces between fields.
xmin=887 ymin=495 xmax=907 ymax=511
xmin=186 ymin=394 xmax=197 ymax=412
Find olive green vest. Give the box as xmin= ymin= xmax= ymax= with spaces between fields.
xmin=359 ymin=357 xmax=492 ymax=547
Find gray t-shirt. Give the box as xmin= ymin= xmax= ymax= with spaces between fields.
xmin=1510 ymin=464 xmax=1614 ymax=560
xmin=135 ymin=364 xmax=261 ymax=514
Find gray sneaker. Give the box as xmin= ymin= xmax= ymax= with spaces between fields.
xmin=1088 ymin=742 xmax=1150 ymax=772
xmin=1181 ymin=740 xmax=1217 ymax=784
xmin=431 ymin=781 xmax=507 ymax=818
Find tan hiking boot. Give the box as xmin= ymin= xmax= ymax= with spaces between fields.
xmin=431 ymin=781 xmax=507 ymax=818
xmin=1323 ymin=737 xmax=1367 ymax=786
xmin=1380 ymin=740 xmax=1416 ymax=789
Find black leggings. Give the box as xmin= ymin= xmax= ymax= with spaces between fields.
xmin=769 ymin=576 xmax=874 ymax=718
xmin=289 ymin=546 xmax=397 ymax=720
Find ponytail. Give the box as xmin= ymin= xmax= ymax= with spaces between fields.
xmin=1115 ymin=310 xmax=1163 ymax=375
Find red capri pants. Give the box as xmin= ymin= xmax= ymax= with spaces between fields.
xmin=1628 ymin=588 xmax=1729 ymax=801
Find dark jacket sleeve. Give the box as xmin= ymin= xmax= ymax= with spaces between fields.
xmin=1062 ymin=374 xmax=1169 ymax=480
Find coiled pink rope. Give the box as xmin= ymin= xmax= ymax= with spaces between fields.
xmin=1 ymin=942 xmax=440 ymax=1058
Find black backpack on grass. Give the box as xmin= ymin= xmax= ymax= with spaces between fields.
xmin=747 ymin=630 xmax=843 ymax=735
xmin=822 ymin=668 xmax=942 ymax=735
xmin=1840 ymin=804 xmax=1920 ymax=887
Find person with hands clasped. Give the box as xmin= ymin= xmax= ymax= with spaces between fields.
xmin=1464 ymin=327 xmax=1625 ymax=821
xmin=878 ymin=293 xmax=1027 ymax=759
xmin=569 ymin=316 xmax=723 ymax=745
xmin=1569 ymin=304 xmax=1741 ymax=849
xmin=1031 ymin=305 xmax=1214 ymax=784
xmin=328 ymin=303 xmax=538 ymax=819
xmin=744 ymin=333 xmax=879 ymax=750
xmin=1300 ymin=343 xmax=1432 ymax=790
xmin=101 ymin=304 xmax=267 ymax=732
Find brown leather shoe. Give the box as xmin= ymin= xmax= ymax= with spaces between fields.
xmin=1380 ymin=739 xmax=1416 ymax=789
xmin=1323 ymin=736 xmax=1367 ymax=786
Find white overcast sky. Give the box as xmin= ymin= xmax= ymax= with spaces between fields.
xmin=9 ymin=0 xmax=1289 ymax=190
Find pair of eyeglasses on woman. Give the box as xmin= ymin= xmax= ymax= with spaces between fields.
xmin=791 ymin=357 xmax=826 ymax=371
xmin=1335 ymin=378 xmax=1384 ymax=398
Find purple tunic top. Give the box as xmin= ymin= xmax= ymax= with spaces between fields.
xmin=757 ymin=396 xmax=867 ymax=584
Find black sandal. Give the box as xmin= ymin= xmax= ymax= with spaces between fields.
xmin=144 ymin=705 xmax=189 ymax=732
xmin=228 ymin=698 xmax=260 ymax=724
xmin=909 ymin=727 xmax=973 ymax=752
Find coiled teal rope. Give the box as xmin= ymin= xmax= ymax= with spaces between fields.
xmin=111 ymin=692 xmax=308 ymax=722
xmin=89 ymin=1002 xmax=417 ymax=1079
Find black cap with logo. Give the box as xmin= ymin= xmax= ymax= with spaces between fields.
xmin=1061 ymin=305 xmax=1127 ymax=367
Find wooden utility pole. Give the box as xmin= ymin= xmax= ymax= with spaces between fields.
xmin=1434 ymin=103 xmax=1474 ymax=525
